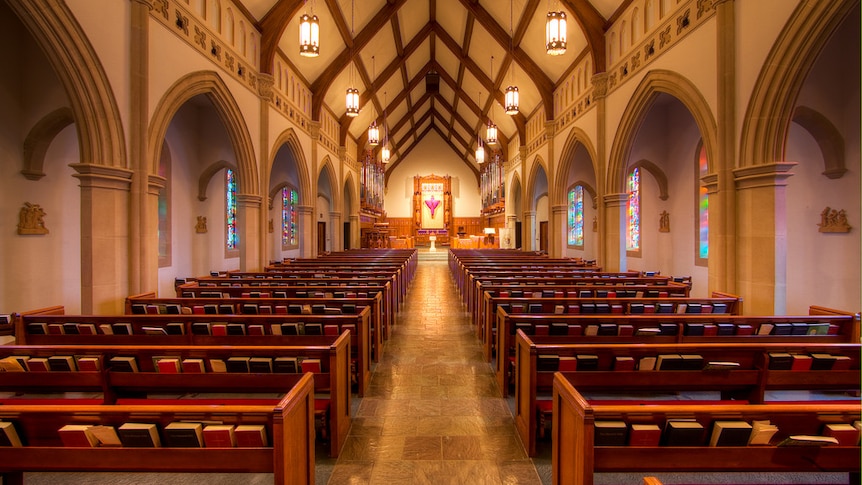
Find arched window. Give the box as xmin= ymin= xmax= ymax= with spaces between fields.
xmin=282 ymin=185 xmax=299 ymax=249
xmin=696 ymin=142 xmax=709 ymax=265
xmin=568 ymin=185 xmax=584 ymax=248
xmin=226 ymin=168 xmax=237 ymax=251
xmin=158 ymin=144 xmax=171 ymax=267
xmin=626 ymin=167 xmax=640 ymax=253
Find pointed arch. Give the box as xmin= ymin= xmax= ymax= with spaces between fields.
xmin=22 ymin=107 xmax=75 ymax=180
xmin=317 ymin=155 xmax=342 ymax=211
xmin=553 ymin=126 xmax=600 ymax=206
xmin=791 ymin=105 xmax=846 ymax=179
xmin=740 ymin=0 xmax=857 ymax=168
xmin=269 ymin=128 xmax=312 ymax=205
xmin=629 ymin=159 xmax=669 ymax=201
xmin=607 ymin=69 xmax=717 ymax=194
xmin=343 ymin=170 xmax=360 ymax=215
xmin=524 ymin=156 xmax=550 ymax=212
xmin=6 ymin=0 xmax=126 ymax=169
xmin=148 ymin=70 xmax=258 ymax=195
xmin=197 ymin=160 xmax=237 ymax=201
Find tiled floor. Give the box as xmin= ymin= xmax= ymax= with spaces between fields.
xmin=325 ymin=256 xmax=542 ymax=484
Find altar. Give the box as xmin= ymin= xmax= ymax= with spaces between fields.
xmin=413 ymin=174 xmax=452 ymax=245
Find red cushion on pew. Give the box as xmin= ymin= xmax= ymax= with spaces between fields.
xmin=314 ymin=398 xmax=330 ymax=412
xmin=536 ymin=399 xmax=553 ymax=412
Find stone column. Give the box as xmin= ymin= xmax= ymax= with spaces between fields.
xmin=712 ymin=0 xmax=738 ymax=295
xmin=523 ymin=210 xmax=536 ymax=252
xmin=298 ymin=205 xmax=314 ymax=258
xmin=551 ymin=204 xmax=566 ymax=258
xmin=257 ymin=73 xmax=274 ymax=269
xmin=545 ymin=121 xmax=560 ymax=257
xmin=602 ymin=193 xmax=628 ymax=272
xmin=734 ymin=162 xmax=795 ymax=315
xmin=349 ymin=214 xmax=360 ymax=250
xmin=506 ymin=214 xmax=518 ymax=249
xmin=129 ymin=0 xmax=152 ymax=295
xmin=329 ymin=211 xmax=342 ymax=252
xmin=237 ymin=194 xmax=262 ymax=271
xmin=591 ymin=73 xmax=609 ymax=269
xmin=71 ymin=164 xmax=133 ymax=314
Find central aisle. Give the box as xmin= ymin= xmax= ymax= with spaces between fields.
xmin=326 ymin=257 xmax=542 ymax=484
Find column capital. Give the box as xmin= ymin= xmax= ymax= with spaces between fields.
xmin=70 ymin=163 xmax=133 ymax=190
xmin=591 ymin=73 xmax=610 ymax=100
xmin=257 ymin=73 xmax=274 ymax=101
xmin=236 ymin=194 xmax=263 ymax=207
xmin=147 ymin=174 xmax=167 ymax=195
xmin=733 ymin=162 xmax=797 ymax=190
xmin=603 ymin=192 xmax=629 ymax=207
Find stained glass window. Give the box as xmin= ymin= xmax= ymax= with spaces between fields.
xmin=626 ymin=167 xmax=640 ymax=251
xmin=282 ymin=186 xmax=298 ymax=248
xmin=697 ymin=144 xmax=709 ymax=261
xmin=568 ymin=186 xmax=584 ymax=247
xmin=157 ymin=147 xmax=170 ymax=267
xmin=226 ymin=168 xmax=237 ymax=250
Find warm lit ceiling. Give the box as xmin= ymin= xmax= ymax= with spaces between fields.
xmin=241 ymin=0 xmax=623 ymax=171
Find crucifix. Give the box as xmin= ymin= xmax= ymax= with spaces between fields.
xmin=424 ymin=195 xmax=441 ymax=218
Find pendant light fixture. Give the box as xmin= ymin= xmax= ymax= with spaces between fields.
xmin=486 ymin=57 xmax=498 ymax=145
xmin=381 ymin=91 xmax=390 ymax=163
xmin=476 ymin=91 xmax=485 ymax=164
xmin=504 ymin=0 xmax=519 ymax=115
xmin=545 ymin=1 xmax=567 ymax=55
xmin=345 ymin=0 xmax=360 ymax=117
xmin=367 ymin=56 xmax=379 ymax=145
xmin=298 ymin=0 xmax=319 ymax=57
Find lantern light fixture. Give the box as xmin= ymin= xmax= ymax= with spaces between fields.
xmin=545 ymin=2 xmax=567 ymax=55
xmin=298 ymin=1 xmax=319 ymax=58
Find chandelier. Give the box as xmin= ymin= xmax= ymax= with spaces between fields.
xmin=545 ymin=2 xmax=566 ymax=55
xmin=298 ymin=1 xmax=319 ymax=57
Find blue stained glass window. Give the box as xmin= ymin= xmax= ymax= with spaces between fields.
xmin=568 ymin=186 xmax=584 ymax=246
xmin=282 ymin=186 xmax=298 ymax=248
xmin=627 ymin=168 xmax=640 ymax=251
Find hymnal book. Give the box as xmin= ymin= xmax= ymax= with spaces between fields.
xmin=679 ymin=354 xmax=704 ymax=370
xmin=656 ymin=354 xmax=683 ymax=371
xmin=537 ymin=354 xmax=560 ymax=372
xmin=274 ymin=306 xmax=288 ymax=315
xmin=165 ymin=322 xmax=185 ymax=335
xmin=118 ymin=423 xmax=161 ymax=447
xmin=27 ymin=322 xmax=48 ymax=335
xmin=242 ymin=304 xmax=259 ymax=315
xmin=226 ymin=356 xmax=251 ymax=373
xmin=568 ymin=325 xmax=583 ymax=336
xmin=98 ymin=323 xmax=114 ymax=335
xmin=273 ymin=357 xmax=299 ymax=373
xmin=248 ymin=357 xmax=273 ymax=373
xmin=514 ymin=323 xmax=533 ymax=336
xmin=635 ymin=327 xmax=661 ymax=336
xmin=747 ymin=420 xmax=779 ymax=445
xmin=709 ymin=420 xmax=752 ymax=447
xmin=300 ymin=358 xmax=322 ymax=373
xmin=638 ymin=356 xmax=657 ymax=371
xmin=26 ymin=357 xmax=50 ymax=372
xmin=164 ymin=304 xmax=181 ymax=315
xmin=567 ymin=305 xmax=580 ymax=314
xmin=807 ymin=323 xmax=830 ymax=335
xmin=288 ymin=305 xmax=302 ymax=315
xmin=62 ymin=322 xmax=81 ymax=334
xmin=270 ymin=323 xmax=283 ymax=335
xmin=156 ymin=358 xmax=181 ymax=373
xmin=822 ymin=423 xmax=860 ymax=446
xmin=203 ymin=304 xmax=218 ymax=315
xmin=656 ymin=303 xmax=674 ymax=314
xmin=47 ymin=355 xmax=76 ymax=372
xmin=218 ymin=304 xmax=234 ymax=314
xmin=790 ymin=322 xmax=810 ymax=335
xmin=558 ymin=356 xmax=578 ymax=372
xmin=342 ymin=304 xmax=356 ymax=314
xmin=617 ymin=324 xmax=634 ymax=337
xmin=258 ymin=306 xmax=273 ymax=315
xmin=777 ymin=435 xmax=838 ymax=447
xmin=311 ymin=304 xmax=326 ymax=315
xmin=234 ymin=424 xmax=268 ymax=447
xmin=324 ymin=324 xmax=340 ymax=336
xmin=575 ymin=354 xmax=599 ymax=371
xmin=226 ymin=323 xmax=246 ymax=336
xmin=0 ymin=356 xmax=28 ymax=372
xmin=628 ymin=423 xmax=662 ymax=446
xmin=211 ymin=324 xmax=228 ymax=336
xmin=831 ymin=355 xmax=852 ymax=370
xmin=247 ymin=324 xmax=266 ymax=336
xmin=704 ymin=361 xmax=741 ymax=370
xmin=597 ymin=324 xmax=617 ymax=336
xmin=580 ymin=303 xmax=596 ymax=314
xmin=164 ymin=422 xmax=203 ymax=447
xmin=112 ymin=322 xmax=133 ymax=335
xmin=663 ymin=420 xmax=704 ymax=446
xmin=0 ymin=421 xmax=23 ymax=447
xmin=203 ymin=424 xmax=236 ymax=448
xmin=658 ymin=323 xmax=679 ymax=336
xmin=584 ymin=325 xmax=599 ymax=336
xmin=130 ymin=304 xmax=147 ymax=314
xmin=142 ymin=326 xmax=168 ymax=336
xmin=629 ymin=303 xmax=644 ymax=314
xmin=716 ymin=323 xmax=735 ymax=336
xmin=790 ymin=354 xmax=813 ymax=371
xmin=684 ymin=323 xmax=704 ymax=336
xmin=685 ymin=303 xmax=702 ymax=314
xmin=534 ymin=324 xmax=549 ymax=336
xmin=593 ymin=421 xmax=628 ymax=446
xmin=59 ymin=424 xmax=99 ymax=447
xmin=181 ymin=358 xmax=206 ymax=373
xmin=703 ymin=324 xmax=718 ymax=336
xmin=767 ymin=352 xmax=793 ymax=370
xmin=88 ymin=425 xmax=122 ymax=447
xmin=47 ymin=323 xmax=66 ymax=335
xmin=109 ymin=356 xmax=139 ymax=372
xmin=549 ymin=323 xmax=569 ymax=336
xmin=809 ymin=353 xmax=837 ymax=370
xmin=281 ymin=323 xmax=300 ymax=335
xmin=595 ymin=303 xmax=611 ymax=314
xmin=304 ymin=323 xmax=323 ymax=335
xmin=323 ymin=307 xmax=343 ymax=315
xmin=76 ymin=356 xmax=101 ymax=372
xmin=209 ymin=359 xmax=227 ymax=373
xmin=711 ymin=303 xmax=728 ymax=314
xmin=735 ymin=324 xmax=754 ymax=335
xmin=76 ymin=323 xmax=98 ymax=335
xmin=554 ymin=305 xmax=565 ymax=314
xmin=771 ymin=323 xmax=792 ymax=335
xmin=613 ymin=356 xmax=636 ymax=371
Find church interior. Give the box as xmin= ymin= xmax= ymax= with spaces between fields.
xmin=0 ymin=0 xmax=859 ymax=484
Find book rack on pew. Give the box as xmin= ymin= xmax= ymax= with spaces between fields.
xmin=495 ymin=307 xmax=860 ymax=397
xmin=0 ymin=373 xmax=316 ymax=485
xmin=551 ymin=373 xmax=861 ymax=485
xmin=127 ymin=290 xmax=386 ymax=362
xmin=482 ymin=292 xmax=743 ymax=362
xmin=14 ymin=309 xmax=372 ymax=398
xmin=512 ymin=330 xmax=861 ymax=456
xmin=0 ymin=337 xmax=351 ymax=458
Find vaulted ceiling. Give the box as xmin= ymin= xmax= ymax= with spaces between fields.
xmin=241 ymin=0 xmax=624 ymax=171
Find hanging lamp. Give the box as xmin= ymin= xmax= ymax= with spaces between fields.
xmin=505 ymin=0 xmax=519 ymax=115
xmin=545 ymin=1 xmax=567 ymax=55
xmin=486 ymin=57 xmax=498 ymax=144
xmin=367 ymin=57 xmax=379 ymax=144
xmin=345 ymin=0 xmax=360 ymax=117
xmin=298 ymin=0 xmax=319 ymax=57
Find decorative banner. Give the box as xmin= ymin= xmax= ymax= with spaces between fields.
xmin=421 ymin=182 xmax=444 ymax=229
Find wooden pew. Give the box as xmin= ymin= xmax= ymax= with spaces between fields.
xmin=14 ymin=310 xmax=372 ymax=397
xmin=0 ymin=373 xmax=316 ymax=485
xmin=482 ymin=292 xmax=740 ymax=362
xmin=494 ymin=306 xmax=858 ymax=397
xmin=127 ymin=290 xmax=386 ymax=363
xmin=513 ymin=330 xmax=861 ymax=455
xmin=551 ymin=374 xmax=861 ymax=485
xmin=0 ymin=335 xmax=351 ymax=457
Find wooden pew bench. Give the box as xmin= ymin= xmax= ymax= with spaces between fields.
xmin=513 ymin=331 xmax=861 ymax=455
xmin=127 ymin=290 xmax=386 ymax=362
xmin=551 ymin=374 xmax=861 ymax=485
xmin=0 ymin=373 xmax=316 ymax=485
xmin=0 ymin=335 xmax=351 ymax=457
xmin=14 ymin=310 xmax=372 ymax=397
xmin=494 ymin=308 xmax=859 ymax=397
